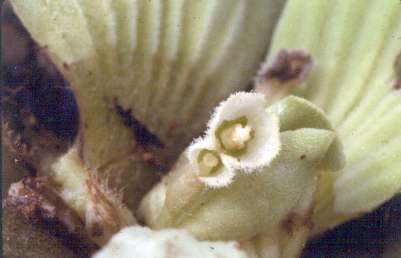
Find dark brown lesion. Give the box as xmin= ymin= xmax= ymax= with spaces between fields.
xmin=111 ymin=99 xmax=169 ymax=171
xmin=265 ymin=49 xmax=313 ymax=83
xmin=113 ymin=98 xmax=165 ymax=148
xmin=255 ymin=49 xmax=313 ymax=92
xmin=6 ymin=176 xmax=95 ymax=250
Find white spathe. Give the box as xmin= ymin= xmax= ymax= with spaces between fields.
xmin=206 ymin=92 xmax=281 ymax=173
xmin=187 ymin=137 xmax=235 ymax=187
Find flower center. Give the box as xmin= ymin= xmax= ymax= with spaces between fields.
xmin=215 ymin=116 xmax=254 ymax=155
xmin=220 ymin=123 xmax=252 ymax=150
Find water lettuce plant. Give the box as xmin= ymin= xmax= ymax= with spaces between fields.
xmin=5 ymin=0 xmax=401 ymax=257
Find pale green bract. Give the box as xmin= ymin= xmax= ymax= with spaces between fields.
xmin=139 ymin=96 xmax=343 ymax=251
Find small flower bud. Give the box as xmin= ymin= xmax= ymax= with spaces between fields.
xmin=197 ymin=149 xmax=223 ymax=177
xmin=187 ymin=138 xmax=235 ymax=188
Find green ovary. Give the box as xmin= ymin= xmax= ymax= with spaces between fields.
xmin=197 ymin=149 xmax=223 ymax=177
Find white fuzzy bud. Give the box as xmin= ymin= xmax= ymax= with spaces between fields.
xmin=187 ymin=138 xmax=235 ymax=187
xmin=207 ymin=92 xmax=280 ymax=173
xmin=186 ymin=92 xmax=281 ymax=188
xmin=92 ymin=226 xmax=248 ymax=258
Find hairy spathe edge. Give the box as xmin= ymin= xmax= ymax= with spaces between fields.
xmin=206 ymin=92 xmax=281 ymax=172
xmin=187 ymin=137 xmax=235 ymax=188
xmin=186 ymin=92 xmax=281 ymax=188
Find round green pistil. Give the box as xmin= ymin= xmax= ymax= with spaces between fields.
xmin=215 ymin=116 xmax=254 ymax=156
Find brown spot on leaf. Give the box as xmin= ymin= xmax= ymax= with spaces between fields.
xmin=266 ymin=49 xmax=313 ymax=82
xmin=255 ymin=49 xmax=313 ymax=93
xmin=300 ymin=154 xmax=306 ymax=160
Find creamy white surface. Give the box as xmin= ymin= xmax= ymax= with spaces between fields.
xmin=93 ymin=226 xmax=248 ymax=258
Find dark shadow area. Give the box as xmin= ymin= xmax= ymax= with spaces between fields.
xmin=302 ymin=195 xmax=401 ymax=258
xmin=1 ymin=0 xmax=79 ymax=142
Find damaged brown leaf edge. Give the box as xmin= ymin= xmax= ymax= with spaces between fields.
xmin=6 ymin=176 xmax=97 ymax=252
xmin=255 ymin=49 xmax=313 ymax=97
xmin=6 ymin=171 xmax=134 ymax=248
